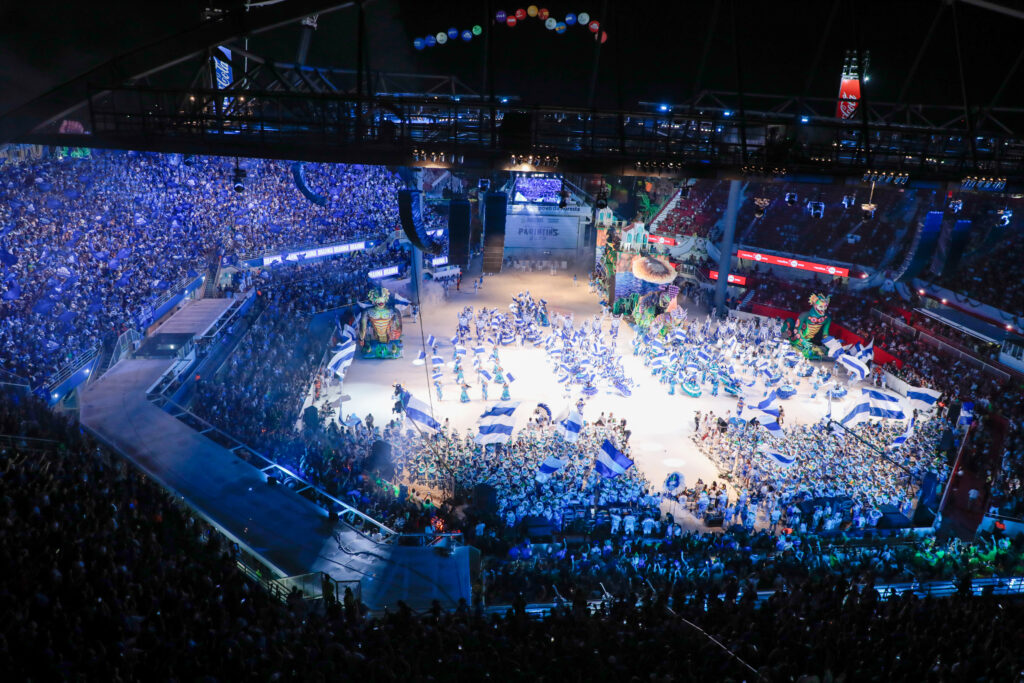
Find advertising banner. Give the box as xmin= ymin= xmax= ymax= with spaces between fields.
xmin=836 ymin=76 xmax=860 ymax=119
xmin=737 ymin=249 xmax=849 ymax=277
xmin=709 ymin=270 xmax=747 ymax=285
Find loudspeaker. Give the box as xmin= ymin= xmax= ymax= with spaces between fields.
xmin=448 ymin=197 xmax=471 ymax=268
xmin=481 ymin=192 xmax=508 ymax=274
xmin=917 ymin=472 xmax=939 ymax=509
xmin=474 ymin=483 xmax=498 ymax=515
xmin=290 ymin=162 xmax=327 ymax=206
xmin=398 ymin=189 xmax=442 ymax=254
xmin=367 ymin=440 xmax=395 ymax=480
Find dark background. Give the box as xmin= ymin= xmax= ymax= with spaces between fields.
xmin=1 ymin=0 xmax=1021 ymax=118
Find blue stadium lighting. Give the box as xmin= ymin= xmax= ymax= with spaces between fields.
xmin=800 ymin=116 xmax=810 ymax=123
xmin=658 ymin=104 xmax=670 ymax=112
xmin=722 ymin=110 xmax=732 ymax=117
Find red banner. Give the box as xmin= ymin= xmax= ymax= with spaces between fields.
xmin=709 ymin=270 xmax=747 ymax=285
xmin=836 ymin=77 xmax=860 ymax=119
xmin=736 ymin=249 xmax=849 ymax=278
xmin=647 ymin=234 xmax=677 ymax=246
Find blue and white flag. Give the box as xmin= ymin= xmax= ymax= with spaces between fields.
xmin=505 ymin=372 xmax=516 ymax=383
xmin=432 ymin=369 xmax=443 ymax=380
xmin=398 ymin=389 xmax=440 ymax=431
xmin=555 ymin=409 xmax=583 ymax=442
xmin=536 ymin=455 xmax=567 ymax=478
xmin=327 ymin=339 xmax=356 ymax=379
xmin=766 ymin=449 xmax=796 ymax=467
xmin=822 ymin=336 xmax=844 ymax=359
xmin=958 ymin=401 xmax=975 ymax=427
xmin=888 ymin=418 xmax=915 ymax=452
xmin=747 ymin=390 xmax=783 ymax=433
xmin=857 ymin=339 xmax=874 ymax=362
xmin=473 ymin=345 xmax=486 ymax=355
xmin=838 ymin=354 xmax=869 ymax=381
xmin=412 ymin=349 xmax=426 ymax=365
xmin=426 ymin=335 xmax=436 ymax=349
xmin=840 ymin=388 xmax=906 ymax=426
xmin=431 ymin=354 xmax=445 ymax=366
xmin=479 ymin=369 xmax=493 ymax=382
xmin=454 ymin=345 xmax=467 ymax=356
xmin=595 ymin=439 xmax=634 ymax=478
xmin=907 ymin=385 xmax=941 ymax=411
xmin=475 ymin=401 xmax=520 ymax=445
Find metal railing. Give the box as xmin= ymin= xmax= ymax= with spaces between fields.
xmin=76 ymin=85 xmax=1024 ymax=180
xmin=43 ymin=346 xmax=99 ymax=393
xmin=136 ymin=271 xmax=204 ymax=326
xmin=149 ymin=394 xmax=399 ymax=542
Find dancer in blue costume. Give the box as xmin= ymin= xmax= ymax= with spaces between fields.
xmin=460 ymin=383 xmax=470 ymax=403
xmin=434 ymin=379 xmax=443 ymax=401
xmin=500 ymin=382 xmax=511 ymax=401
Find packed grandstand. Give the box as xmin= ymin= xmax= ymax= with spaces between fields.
xmin=0 ymin=140 xmax=1022 ymax=679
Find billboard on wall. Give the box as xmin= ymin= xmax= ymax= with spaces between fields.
xmin=836 ymin=76 xmax=860 ymax=119
xmin=736 ymin=249 xmax=849 ymax=277
xmin=648 ymin=234 xmax=677 ymax=246
xmin=709 ymin=270 xmax=747 ymax=285
xmin=504 ymin=213 xmax=581 ymax=250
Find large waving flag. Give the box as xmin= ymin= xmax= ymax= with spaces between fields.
xmin=595 ymin=439 xmax=634 ymax=478
xmin=838 ymin=354 xmax=869 ymax=381
xmin=425 ymin=335 xmax=436 ymax=349
xmin=554 ymin=409 xmax=583 ymax=442
xmin=888 ymin=417 xmax=915 ymax=452
xmin=823 ymin=336 xmax=845 ymax=359
xmin=398 ymin=388 xmax=440 ymax=431
xmin=958 ymin=401 xmax=975 ymax=427
xmin=475 ymin=401 xmax=520 ymax=445
xmin=747 ymin=390 xmax=783 ymax=433
xmin=906 ymin=385 xmax=941 ymax=411
xmin=766 ymin=449 xmax=796 ymax=467
xmin=412 ymin=349 xmax=426 ymax=365
xmin=857 ymin=339 xmax=874 ymax=362
xmin=535 ymin=455 xmax=567 ymax=481
xmin=839 ymin=388 xmax=906 ymax=426
xmin=327 ymin=338 xmax=357 ymax=379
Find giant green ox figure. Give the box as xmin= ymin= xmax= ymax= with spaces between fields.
xmin=781 ymin=293 xmax=833 ymax=360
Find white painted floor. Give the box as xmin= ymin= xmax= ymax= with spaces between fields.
xmin=328 ymin=270 xmax=862 ymax=513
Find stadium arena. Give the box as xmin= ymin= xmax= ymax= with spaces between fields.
xmin=3 ymin=1 xmax=1024 ymax=679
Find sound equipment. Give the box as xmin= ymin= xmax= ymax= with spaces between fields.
xmin=481 ymin=192 xmax=507 ymax=274
xmin=290 ymin=162 xmax=327 ymax=206
xmin=367 ymin=440 xmax=395 ymax=479
xmin=398 ymin=189 xmax=442 ymax=254
xmin=448 ymin=197 xmax=472 ymax=268
xmin=474 ymin=483 xmax=498 ymax=515
xmin=705 ymin=515 xmax=724 ymax=528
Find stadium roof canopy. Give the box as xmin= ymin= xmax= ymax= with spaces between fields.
xmin=1 ymin=0 xmax=1022 ymax=178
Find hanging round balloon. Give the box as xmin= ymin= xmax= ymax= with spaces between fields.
xmin=447 ymin=27 xmax=459 ymax=40
xmin=425 ymin=35 xmax=437 ymax=47
xmin=413 ymin=37 xmax=425 ymax=50
xmin=436 ymin=32 xmax=448 ymax=45
xmin=472 ymin=24 xmax=483 ymax=35
xmin=494 ymin=8 xmax=607 ymax=41
xmin=461 ymin=29 xmax=473 ymax=41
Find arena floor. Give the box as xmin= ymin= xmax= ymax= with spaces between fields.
xmin=324 ymin=269 xmax=861 ymax=529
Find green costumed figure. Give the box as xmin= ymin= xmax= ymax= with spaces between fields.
xmin=781 ymin=293 xmax=834 ymax=360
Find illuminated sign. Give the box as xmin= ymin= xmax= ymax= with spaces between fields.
xmin=709 ymin=270 xmax=747 ymax=285
xmin=431 ymin=256 xmax=449 ymax=266
xmin=647 ymin=234 xmax=677 ymax=246
xmin=736 ymin=249 xmax=849 ymax=277
xmin=368 ymin=265 xmax=401 ymax=279
xmin=836 ymin=77 xmax=860 ymax=119
xmin=262 ymin=240 xmax=366 ymax=267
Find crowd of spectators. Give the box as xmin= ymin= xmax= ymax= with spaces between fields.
xmin=0 ymin=148 xmax=436 ymax=386
xmin=6 ymin=388 xmax=1024 ymax=680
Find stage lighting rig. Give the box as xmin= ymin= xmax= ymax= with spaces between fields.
xmin=860 ymin=203 xmax=877 ymax=220
xmin=785 ymin=192 xmax=798 ymax=206
xmin=998 ymin=208 xmax=1013 ymax=227
xmin=949 ymin=198 xmax=963 ymax=214
xmin=807 ymin=201 xmax=824 ymax=219
xmin=753 ymin=197 xmax=771 ymax=218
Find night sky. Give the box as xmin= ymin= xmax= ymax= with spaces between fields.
xmin=1 ymin=0 xmax=1021 ymax=128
